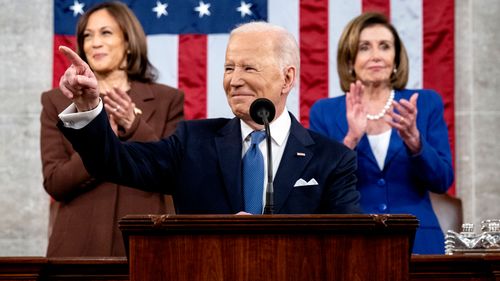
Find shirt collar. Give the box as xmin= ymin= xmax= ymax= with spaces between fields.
xmin=241 ymin=108 xmax=291 ymax=147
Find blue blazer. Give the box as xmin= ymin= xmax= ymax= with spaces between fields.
xmin=310 ymin=89 xmax=454 ymax=254
xmin=59 ymin=110 xmax=362 ymax=215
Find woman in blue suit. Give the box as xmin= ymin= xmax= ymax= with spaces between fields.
xmin=309 ymin=12 xmax=454 ymax=254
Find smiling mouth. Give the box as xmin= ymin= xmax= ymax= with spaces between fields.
xmin=368 ymin=66 xmax=385 ymax=70
xmin=231 ymin=92 xmax=254 ymax=98
xmin=92 ymin=54 xmax=106 ymax=60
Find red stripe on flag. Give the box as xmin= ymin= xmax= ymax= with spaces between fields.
xmin=178 ymin=35 xmax=207 ymax=120
xmin=362 ymin=0 xmax=390 ymax=18
xmin=299 ymin=0 xmax=329 ymax=127
xmin=423 ymin=0 xmax=455 ymax=194
xmin=53 ymin=35 xmax=76 ymax=88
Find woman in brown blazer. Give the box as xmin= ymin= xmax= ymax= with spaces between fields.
xmin=40 ymin=2 xmax=183 ymax=256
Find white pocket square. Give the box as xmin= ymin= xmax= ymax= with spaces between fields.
xmin=293 ymin=178 xmax=318 ymax=187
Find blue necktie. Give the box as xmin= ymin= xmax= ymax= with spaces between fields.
xmin=242 ymin=131 xmax=266 ymax=214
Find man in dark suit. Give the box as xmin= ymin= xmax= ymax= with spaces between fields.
xmin=57 ymin=22 xmax=361 ymax=215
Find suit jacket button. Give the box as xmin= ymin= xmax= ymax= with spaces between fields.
xmin=377 ymin=178 xmax=386 ymax=187
xmin=378 ymin=203 xmax=388 ymax=212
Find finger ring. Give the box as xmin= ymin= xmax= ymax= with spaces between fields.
xmin=399 ymin=117 xmax=405 ymax=123
xmin=114 ymin=105 xmax=120 ymax=112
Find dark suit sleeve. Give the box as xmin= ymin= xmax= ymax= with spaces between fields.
xmin=58 ymin=108 xmax=182 ymax=194
xmin=323 ymin=148 xmax=362 ymax=214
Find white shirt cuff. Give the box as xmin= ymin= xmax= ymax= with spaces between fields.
xmin=58 ymin=99 xmax=103 ymax=129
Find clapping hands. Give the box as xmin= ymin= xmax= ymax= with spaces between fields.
xmin=102 ymin=87 xmax=137 ymax=132
xmin=344 ymin=81 xmax=367 ymax=149
xmin=385 ymin=93 xmax=421 ymax=153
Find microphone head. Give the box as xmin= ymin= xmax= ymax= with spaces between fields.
xmin=249 ymin=98 xmax=276 ymax=125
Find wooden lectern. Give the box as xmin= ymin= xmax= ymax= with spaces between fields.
xmin=119 ymin=214 xmax=418 ymax=281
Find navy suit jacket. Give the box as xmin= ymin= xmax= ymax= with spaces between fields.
xmin=59 ymin=109 xmax=361 ymax=215
xmin=310 ymin=89 xmax=454 ymax=254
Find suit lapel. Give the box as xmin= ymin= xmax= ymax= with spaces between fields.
xmin=383 ymin=90 xmax=406 ymax=170
xmin=357 ymin=135 xmax=379 ymax=168
xmin=383 ymin=129 xmax=404 ymax=170
xmin=274 ymin=115 xmax=314 ymax=213
xmin=215 ymin=118 xmax=243 ymax=212
xmin=128 ymin=82 xmax=156 ymax=122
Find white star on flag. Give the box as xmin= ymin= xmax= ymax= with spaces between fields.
xmin=236 ymin=1 xmax=253 ymax=18
xmin=69 ymin=0 xmax=85 ymax=17
xmin=152 ymin=1 xmax=168 ymax=18
xmin=194 ymin=1 xmax=211 ymax=18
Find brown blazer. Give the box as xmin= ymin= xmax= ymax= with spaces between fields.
xmin=40 ymin=81 xmax=184 ymax=257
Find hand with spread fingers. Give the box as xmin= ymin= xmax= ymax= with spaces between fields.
xmin=385 ymin=93 xmax=421 ymax=153
xmin=103 ymin=87 xmax=137 ymax=131
xmin=58 ymin=46 xmax=100 ymax=111
xmin=309 ymin=12 xmax=454 ymax=254
xmin=41 ymin=1 xmax=184 ymax=257
xmin=344 ymin=80 xmax=367 ymax=149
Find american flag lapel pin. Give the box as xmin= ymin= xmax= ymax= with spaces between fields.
xmin=296 ymin=152 xmax=306 ymax=157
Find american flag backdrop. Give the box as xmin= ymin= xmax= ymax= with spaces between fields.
xmin=53 ymin=0 xmax=455 ymax=192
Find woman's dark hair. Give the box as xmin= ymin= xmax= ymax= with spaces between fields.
xmin=75 ymin=1 xmax=157 ymax=82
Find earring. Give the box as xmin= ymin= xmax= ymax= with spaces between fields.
xmin=393 ymin=68 xmax=397 ymax=74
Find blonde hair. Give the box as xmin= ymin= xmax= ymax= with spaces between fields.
xmin=337 ymin=12 xmax=409 ymax=92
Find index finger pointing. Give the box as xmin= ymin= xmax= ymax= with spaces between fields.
xmin=59 ymin=46 xmax=87 ymax=68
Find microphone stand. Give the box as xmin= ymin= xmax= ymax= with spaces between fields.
xmin=261 ymin=113 xmax=274 ymax=214
xmin=250 ymin=98 xmax=276 ymax=215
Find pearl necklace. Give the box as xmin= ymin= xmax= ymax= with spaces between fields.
xmin=366 ymin=90 xmax=394 ymax=120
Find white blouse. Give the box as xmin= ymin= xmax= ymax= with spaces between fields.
xmin=367 ymin=129 xmax=392 ymax=171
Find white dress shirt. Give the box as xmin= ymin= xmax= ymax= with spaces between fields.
xmin=58 ymin=99 xmax=103 ymax=129
xmin=240 ymin=108 xmax=291 ymax=212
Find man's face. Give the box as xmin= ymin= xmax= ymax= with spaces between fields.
xmin=223 ymin=32 xmax=286 ymax=123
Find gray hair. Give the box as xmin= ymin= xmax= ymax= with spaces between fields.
xmin=230 ymin=21 xmax=300 ymax=77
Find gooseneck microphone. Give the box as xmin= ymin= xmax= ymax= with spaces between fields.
xmin=249 ymin=98 xmax=276 ymax=214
